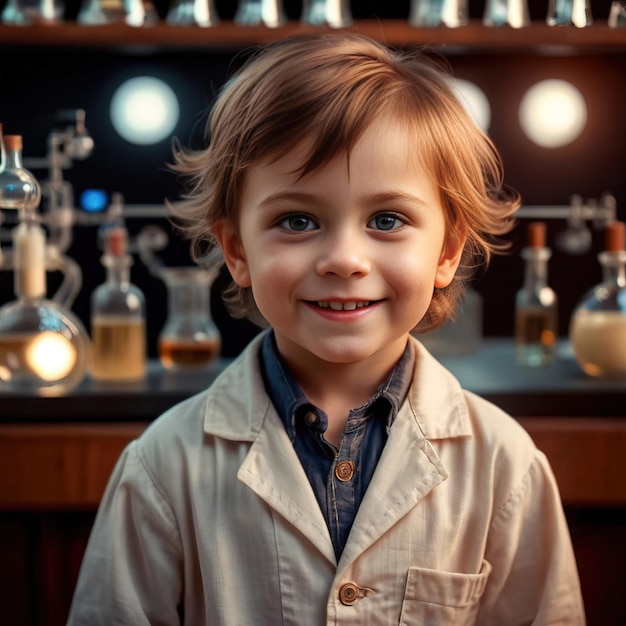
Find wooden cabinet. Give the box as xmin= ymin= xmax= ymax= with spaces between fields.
xmin=1 ymin=414 xmax=626 ymax=624
xmin=2 ymin=417 xmax=625 ymax=510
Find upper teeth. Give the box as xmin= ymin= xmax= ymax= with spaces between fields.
xmin=317 ymin=301 xmax=370 ymax=311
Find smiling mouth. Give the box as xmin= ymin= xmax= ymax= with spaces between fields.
xmin=314 ymin=301 xmax=373 ymax=311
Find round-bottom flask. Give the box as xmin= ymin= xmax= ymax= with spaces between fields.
xmin=158 ymin=267 xmax=221 ymax=370
xmin=0 ymin=298 xmax=90 ymax=395
xmin=569 ymin=221 xmax=626 ymax=377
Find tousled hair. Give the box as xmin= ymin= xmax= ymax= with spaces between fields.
xmin=169 ymin=34 xmax=519 ymax=331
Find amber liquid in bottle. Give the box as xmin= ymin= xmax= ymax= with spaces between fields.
xmin=515 ymin=222 xmax=558 ymax=367
xmin=158 ymin=337 xmax=221 ymax=369
xmin=91 ymin=316 xmax=146 ymax=381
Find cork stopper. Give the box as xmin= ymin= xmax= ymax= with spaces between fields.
xmin=106 ymin=227 xmax=128 ymax=257
xmin=526 ymin=221 xmax=546 ymax=248
xmin=4 ymin=135 xmax=22 ymax=151
xmin=605 ymin=221 xmax=625 ymax=252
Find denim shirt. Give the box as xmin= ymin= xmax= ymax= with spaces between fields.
xmin=260 ymin=331 xmax=415 ymax=560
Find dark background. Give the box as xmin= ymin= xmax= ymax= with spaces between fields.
xmin=0 ymin=0 xmax=624 ymax=357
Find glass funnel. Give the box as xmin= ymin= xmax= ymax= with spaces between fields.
xmin=158 ymin=267 xmax=221 ymax=370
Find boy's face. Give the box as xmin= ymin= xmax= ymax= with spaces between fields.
xmin=216 ymin=119 xmax=463 ymax=373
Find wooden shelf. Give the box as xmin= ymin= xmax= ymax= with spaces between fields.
xmin=1 ymin=20 xmax=626 ymax=51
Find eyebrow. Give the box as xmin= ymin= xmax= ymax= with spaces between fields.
xmin=361 ymin=191 xmax=428 ymax=209
xmin=256 ymin=190 xmax=429 ymax=212
xmin=257 ymin=191 xmax=318 ymax=211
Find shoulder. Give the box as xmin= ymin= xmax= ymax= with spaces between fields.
xmin=133 ymin=332 xmax=269 ymax=476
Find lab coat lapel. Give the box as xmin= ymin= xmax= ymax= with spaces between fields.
xmin=338 ymin=401 xmax=449 ymax=570
xmin=237 ymin=407 xmax=337 ymax=566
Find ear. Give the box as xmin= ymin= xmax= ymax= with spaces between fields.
xmin=434 ymin=229 xmax=466 ymax=289
xmin=213 ymin=220 xmax=252 ymax=288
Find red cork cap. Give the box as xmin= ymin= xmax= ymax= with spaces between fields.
xmin=106 ymin=227 xmax=127 ymax=257
xmin=605 ymin=221 xmax=625 ymax=252
xmin=526 ymin=221 xmax=546 ymax=248
xmin=4 ymin=135 xmax=22 ymax=151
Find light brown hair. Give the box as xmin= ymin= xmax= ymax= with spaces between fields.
xmin=169 ymin=34 xmax=518 ymax=331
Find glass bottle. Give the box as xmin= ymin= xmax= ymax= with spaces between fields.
xmin=78 ymin=0 xmax=158 ymax=25
xmin=569 ymin=221 xmax=626 ymax=377
xmin=301 ymin=0 xmax=352 ymax=27
xmin=546 ymin=0 xmax=592 ymax=27
xmin=483 ymin=0 xmax=530 ymax=28
xmin=410 ymin=0 xmax=468 ymax=28
xmin=1 ymin=0 xmax=31 ymax=24
xmin=234 ymin=0 xmax=285 ymax=27
xmin=167 ymin=0 xmax=217 ymax=26
xmin=90 ymin=226 xmax=146 ymax=381
xmin=515 ymin=221 xmax=558 ymax=367
xmin=158 ymin=267 xmax=221 ymax=370
xmin=0 ymin=135 xmax=90 ymax=395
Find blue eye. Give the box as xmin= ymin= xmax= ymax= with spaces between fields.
xmin=368 ymin=213 xmax=403 ymax=231
xmin=280 ymin=214 xmax=317 ymax=231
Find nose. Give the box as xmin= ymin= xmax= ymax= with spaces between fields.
xmin=315 ymin=227 xmax=371 ymax=278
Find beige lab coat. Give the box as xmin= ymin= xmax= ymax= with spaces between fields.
xmin=67 ymin=333 xmax=585 ymax=625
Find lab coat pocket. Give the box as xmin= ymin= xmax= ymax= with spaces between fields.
xmin=399 ymin=559 xmax=491 ymax=626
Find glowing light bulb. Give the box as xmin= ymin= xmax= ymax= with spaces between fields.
xmin=25 ymin=331 xmax=78 ymax=382
xmin=110 ymin=76 xmax=180 ymax=145
xmin=451 ymin=79 xmax=491 ymax=132
xmin=519 ymin=79 xmax=587 ymax=148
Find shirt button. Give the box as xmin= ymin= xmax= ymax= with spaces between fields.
xmin=335 ymin=460 xmax=355 ymax=482
xmin=304 ymin=411 xmax=318 ymax=426
xmin=339 ymin=582 xmax=359 ymax=606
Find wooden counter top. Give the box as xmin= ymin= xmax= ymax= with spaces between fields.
xmin=0 ymin=339 xmax=625 ymax=508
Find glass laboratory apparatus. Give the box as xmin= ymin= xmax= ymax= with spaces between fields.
xmin=90 ymin=226 xmax=146 ymax=381
xmin=301 ymin=0 xmax=352 ymax=27
xmin=0 ymin=135 xmax=90 ymax=395
xmin=515 ymin=221 xmax=558 ymax=367
xmin=158 ymin=266 xmax=221 ymax=370
xmin=569 ymin=221 xmax=626 ymax=377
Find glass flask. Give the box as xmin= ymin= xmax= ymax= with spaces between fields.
xmin=546 ymin=0 xmax=592 ymax=27
xmin=410 ymin=0 xmax=468 ymax=28
xmin=301 ymin=0 xmax=352 ymax=27
xmin=167 ymin=0 xmax=217 ymax=26
xmin=78 ymin=0 xmax=158 ymax=25
xmin=0 ymin=134 xmax=41 ymax=212
xmin=158 ymin=267 xmax=221 ymax=370
xmin=569 ymin=221 xmax=626 ymax=377
xmin=483 ymin=0 xmax=530 ymax=28
xmin=234 ymin=0 xmax=285 ymax=27
xmin=90 ymin=226 xmax=146 ymax=381
xmin=1 ymin=0 xmax=31 ymax=24
xmin=515 ymin=221 xmax=558 ymax=367
xmin=0 ymin=136 xmax=90 ymax=395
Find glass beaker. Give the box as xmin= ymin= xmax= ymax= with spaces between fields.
xmin=158 ymin=267 xmax=221 ymax=370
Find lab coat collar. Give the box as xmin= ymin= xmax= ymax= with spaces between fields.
xmin=201 ymin=332 xmax=472 ymax=565
xmin=203 ymin=332 xmax=472 ymax=443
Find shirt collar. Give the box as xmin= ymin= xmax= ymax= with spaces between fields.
xmin=260 ymin=331 xmax=415 ymax=441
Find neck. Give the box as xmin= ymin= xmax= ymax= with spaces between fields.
xmin=276 ymin=335 xmax=409 ymax=441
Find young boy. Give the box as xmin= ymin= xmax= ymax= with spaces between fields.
xmin=68 ymin=35 xmax=585 ymax=625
